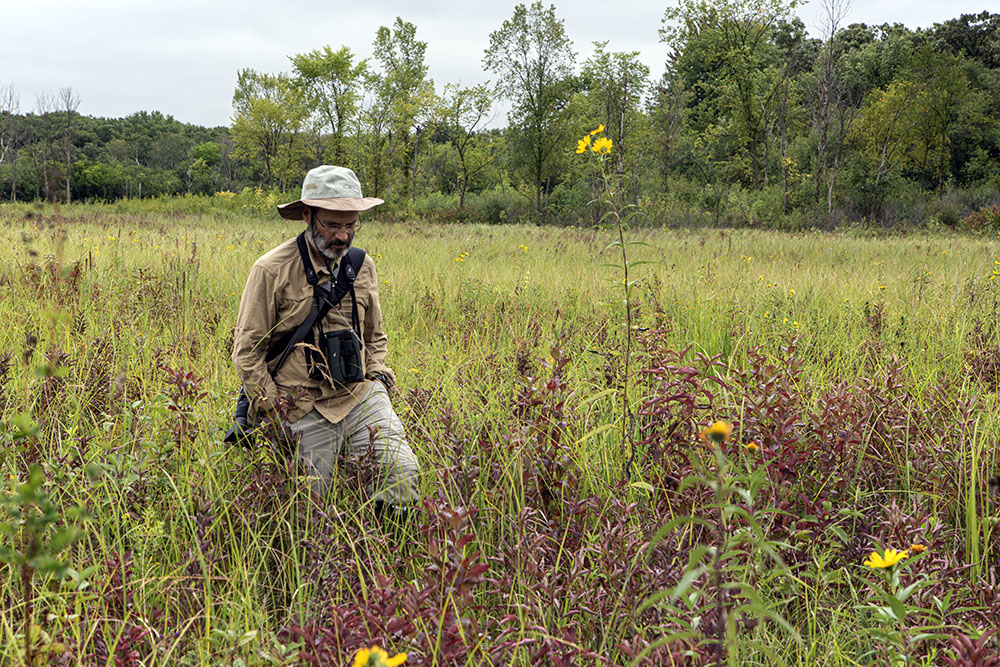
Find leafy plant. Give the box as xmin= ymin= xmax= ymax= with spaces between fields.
xmin=0 ymin=462 xmax=87 ymax=665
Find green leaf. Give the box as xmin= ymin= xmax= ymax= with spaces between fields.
xmin=897 ymin=579 xmax=925 ymax=603
xmin=628 ymin=481 xmax=655 ymax=493
xmin=647 ymin=515 xmax=713 ymax=550
xmin=669 ymin=564 xmax=710 ymax=603
xmin=579 ymin=388 xmax=616 ymax=405
xmin=630 ymin=631 xmax=701 ymax=666
xmin=11 ymin=413 xmax=40 ymax=441
xmin=885 ymin=594 xmax=907 ymax=623
xmin=575 ymin=422 xmax=616 ymax=445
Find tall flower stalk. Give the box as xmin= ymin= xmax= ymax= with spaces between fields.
xmin=576 ymin=125 xmax=641 ymax=476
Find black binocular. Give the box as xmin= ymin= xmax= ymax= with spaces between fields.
xmin=323 ymin=328 xmax=365 ymax=386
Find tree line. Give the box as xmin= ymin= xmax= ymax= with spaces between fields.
xmin=1 ymin=1 xmax=999 ymax=228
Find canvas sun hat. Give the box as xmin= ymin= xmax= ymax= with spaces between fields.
xmin=277 ymin=165 xmax=384 ymax=220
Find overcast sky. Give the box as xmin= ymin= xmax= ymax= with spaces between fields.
xmin=2 ymin=0 xmax=993 ymax=128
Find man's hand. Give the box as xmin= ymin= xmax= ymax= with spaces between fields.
xmin=371 ymin=373 xmax=393 ymax=393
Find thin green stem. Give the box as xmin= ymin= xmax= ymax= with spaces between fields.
xmin=598 ymin=161 xmax=633 ymax=454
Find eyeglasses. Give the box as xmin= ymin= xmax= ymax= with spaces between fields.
xmin=314 ymin=218 xmax=359 ymax=233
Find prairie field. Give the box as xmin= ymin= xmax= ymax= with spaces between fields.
xmin=1 ymin=202 xmax=1000 ymax=665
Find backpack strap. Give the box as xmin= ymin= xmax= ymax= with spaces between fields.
xmin=265 ymin=235 xmax=366 ymax=372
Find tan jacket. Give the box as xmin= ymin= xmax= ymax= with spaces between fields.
xmin=232 ymin=235 xmax=395 ymax=424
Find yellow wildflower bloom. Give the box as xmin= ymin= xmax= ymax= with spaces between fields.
xmin=576 ymin=135 xmax=592 ymax=153
xmin=592 ymin=136 xmax=613 ymax=154
xmin=864 ymin=547 xmax=908 ymax=569
xmin=908 ymin=543 xmax=927 ymax=553
xmin=589 ymin=124 xmax=605 ymax=135
xmin=744 ymin=441 xmax=759 ymax=451
xmin=699 ymin=421 xmax=733 ymax=446
xmin=353 ymin=647 xmax=407 ymax=667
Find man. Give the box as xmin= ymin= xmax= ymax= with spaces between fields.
xmin=232 ymin=165 xmax=419 ymax=518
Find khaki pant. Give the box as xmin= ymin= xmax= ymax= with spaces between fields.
xmin=287 ymin=382 xmax=420 ymax=508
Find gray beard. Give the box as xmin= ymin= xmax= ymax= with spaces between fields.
xmin=306 ymin=224 xmax=349 ymax=262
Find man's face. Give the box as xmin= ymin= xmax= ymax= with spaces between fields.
xmin=304 ymin=207 xmax=358 ymax=261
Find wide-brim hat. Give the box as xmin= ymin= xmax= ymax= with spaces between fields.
xmin=277 ymin=165 xmax=384 ymax=220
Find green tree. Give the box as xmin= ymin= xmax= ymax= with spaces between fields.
xmin=371 ymin=17 xmax=434 ymax=204
xmin=437 ymin=83 xmax=495 ymax=209
xmin=0 ymin=83 xmax=20 ymax=200
xmin=929 ymin=11 xmax=1000 ymax=71
xmin=907 ymin=48 xmax=986 ymax=190
xmin=290 ymin=45 xmax=368 ymax=166
xmin=484 ymin=1 xmax=576 ymax=222
xmin=231 ymin=68 xmax=308 ymax=189
xmin=650 ymin=50 xmax=688 ymax=194
xmin=186 ymin=141 xmax=221 ymax=194
xmin=58 ymin=87 xmax=79 ymax=202
xmin=801 ymin=0 xmax=855 ymax=212
xmin=581 ymin=42 xmax=650 ymax=204
xmin=149 ymin=131 xmax=190 ymax=170
xmin=851 ymin=46 xmax=984 ymax=196
xmin=73 ymin=157 xmax=125 ymax=199
xmin=33 ymin=93 xmax=58 ymax=201
xmin=661 ymin=0 xmax=800 ymax=190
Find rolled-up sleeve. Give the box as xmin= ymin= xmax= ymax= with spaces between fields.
xmin=233 ymin=263 xmax=280 ymax=409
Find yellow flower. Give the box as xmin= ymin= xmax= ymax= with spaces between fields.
xmin=699 ymin=421 xmax=733 ymax=446
xmin=908 ymin=543 xmax=927 ymax=553
xmin=743 ymin=441 xmax=759 ymax=451
xmin=589 ymin=124 xmax=605 ymax=135
xmin=576 ymin=135 xmax=592 ymax=153
xmin=864 ymin=547 xmax=908 ymax=569
xmin=592 ymin=136 xmax=613 ymax=155
xmin=353 ymin=647 xmax=407 ymax=667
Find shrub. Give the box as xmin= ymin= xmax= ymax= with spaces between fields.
xmin=960 ymin=202 xmax=1000 ymax=233
xmin=464 ymin=186 xmax=531 ymax=225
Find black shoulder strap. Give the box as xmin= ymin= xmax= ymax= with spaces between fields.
xmin=266 ymin=235 xmax=366 ymax=372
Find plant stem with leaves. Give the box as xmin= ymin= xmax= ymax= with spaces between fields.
xmin=576 ymin=125 xmax=641 ymax=475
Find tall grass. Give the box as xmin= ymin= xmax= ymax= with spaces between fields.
xmin=1 ymin=202 xmax=999 ymax=665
